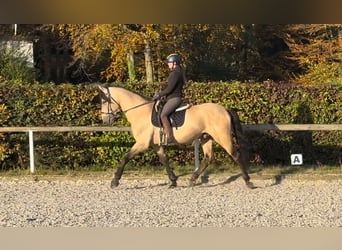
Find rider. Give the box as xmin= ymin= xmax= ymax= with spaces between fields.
xmin=152 ymin=53 xmax=186 ymax=144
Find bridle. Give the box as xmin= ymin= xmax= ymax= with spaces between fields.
xmin=101 ymin=87 xmax=153 ymax=117
xmin=101 ymin=87 xmax=121 ymax=117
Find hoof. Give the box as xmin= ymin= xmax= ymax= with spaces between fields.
xmin=111 ymin=179 xmax=119 ymax=188
xmin=169 ymin=182 xmax=177 ymax=188
xmin=246 ymin=181 xmax=255 ymax=189
xmin=189 ymin=179 xmax=196 ymax=187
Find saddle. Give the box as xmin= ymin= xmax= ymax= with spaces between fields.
xmin=151 ymin=101 xmax=192 ymax=128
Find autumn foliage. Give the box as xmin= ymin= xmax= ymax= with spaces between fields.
xmin=42 ymin=24 xmax=342 ymax=85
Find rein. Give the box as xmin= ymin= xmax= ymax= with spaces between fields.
xmin=122 ymin=101 xmax=154 ymax=113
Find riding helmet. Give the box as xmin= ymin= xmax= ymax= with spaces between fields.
xmin=166 ymin=53 xmax=181 ymax=65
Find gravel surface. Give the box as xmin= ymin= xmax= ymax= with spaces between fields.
xmin=0 ymin=174 xmax=341 ymax=227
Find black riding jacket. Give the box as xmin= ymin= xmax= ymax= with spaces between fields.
xmin=158 ymin=65 xmax=185 ymax=100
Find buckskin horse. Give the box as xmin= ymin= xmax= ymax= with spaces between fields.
xmin=98 ymin=85 xmax=254 ymax=189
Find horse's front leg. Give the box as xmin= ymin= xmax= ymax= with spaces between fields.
xmin=154 ymin=145 xmax=178 ymax=187
xmin=189 ymin=138 xmax=213 ymax=186
xmin=111 ymin=143 xmax=148 ymax=188
xmin=111 ymin=155 xmax=128 ymax=188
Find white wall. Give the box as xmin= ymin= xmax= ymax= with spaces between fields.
xmin=0 ymin=40 xmax=34 ymax=67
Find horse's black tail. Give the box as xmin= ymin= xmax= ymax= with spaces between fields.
xmin=227 ymin=108 xmax=254 ymax=188
xmin=226 ymin=108 xmax=251 ymax=161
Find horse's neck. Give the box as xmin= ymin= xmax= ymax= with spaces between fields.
xmin=115 ymin=87 xmax=148 ymax=111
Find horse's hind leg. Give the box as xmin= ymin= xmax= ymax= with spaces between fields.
xmin=189 ymin=137 xmax=213 ymax=186
xmin=213 ymin=133 xmax=253 ymax=188
xmin=232 ymin=148 xmax=253 ymax=188
xmin=111 ymin=142 xmax=148 ymax=188
xmin=154 ymin=146 xmax=178 ymax=187
xmin=232 ymin=128 xmax=254 ymax=188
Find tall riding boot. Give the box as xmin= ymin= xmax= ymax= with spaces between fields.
xmin=161 ymin=117 xmax=176 ymax=145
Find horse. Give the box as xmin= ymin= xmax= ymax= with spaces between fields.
xmin=98 ymin=85 xmax=254 ymax=189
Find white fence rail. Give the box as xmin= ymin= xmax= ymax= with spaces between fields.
xmin=1 ymin=124 xmax=341 ymax=173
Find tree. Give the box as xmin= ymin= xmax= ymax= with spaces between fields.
xmin=54 ymin=24 xmax=159 ymax=83
xmin=50 ymin=24 xmax=288 ymax=82
xmin=33 ymin=24 xmax=341 ymax=85
xmin=282 ymin=24 xmax=342 ymax=85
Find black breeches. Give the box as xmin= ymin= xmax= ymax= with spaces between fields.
xmin=160 ymin=97 xmax=182 ymax=119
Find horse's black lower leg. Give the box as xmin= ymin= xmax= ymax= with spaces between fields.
xmin=166 ymin=165 xmax=178 ymax=187
xmin=111 ymin=169 xmax=123 ymax=187
xmin=111 ymin=158 xmax=127 ymax=188
xmin=156 ymin=146 xmax=177 ymax=187
xmin=234 ymin=150 xmax=254 ymax=189
xmin=111 ymin=143 xmax=147 ymax=188
xmin=189 ymin=158 xmax=210 ymax=186
xmin=189 ymin=138 xmax=213 ymax=186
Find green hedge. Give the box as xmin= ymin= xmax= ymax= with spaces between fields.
xmin=183 ymin=81 xmax=341 ymax=166
xmin=0 ymin=81 xmax=341 ymax=171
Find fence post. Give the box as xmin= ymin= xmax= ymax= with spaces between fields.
xmin=194 ymin=139 xmax=200 ymax=171
xmin=28 ymin=130 xmax=35 ymax=173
